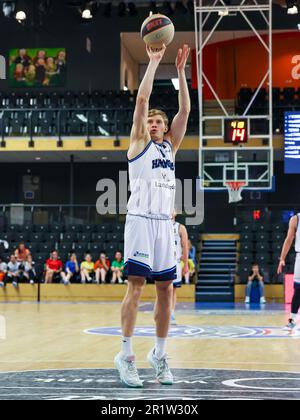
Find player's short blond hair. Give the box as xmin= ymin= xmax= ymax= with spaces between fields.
xmin=148 ymin=109 xmax=169 ymax=128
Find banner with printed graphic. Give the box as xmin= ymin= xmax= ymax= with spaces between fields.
xmin=192 ymin=31 xmax=300 ymax=99
xmin=9 ymin=48 xmax=66 ymax=87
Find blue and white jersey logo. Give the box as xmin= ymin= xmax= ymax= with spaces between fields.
xmin=85 ymin=325 xmax=300 ymax=339
xmin=152 ymin=159 xmax=175 ymax=171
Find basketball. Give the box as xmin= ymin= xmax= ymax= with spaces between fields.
xmin=141 ymin=13 xmax=175 ymax=48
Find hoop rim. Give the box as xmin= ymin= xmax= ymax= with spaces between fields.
xmin=225 ymin=181 xmax=247 ymax=191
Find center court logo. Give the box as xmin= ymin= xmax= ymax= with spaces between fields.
xmin=85 ymin=325 xmax=300 ymax=339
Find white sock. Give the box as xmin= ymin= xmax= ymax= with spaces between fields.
xmin=121 ymin=336 xmax=133 ymax=357
xmin=155 ymin=337 xmax=167 ymax=359
xmin=290 ymin=313 xmax=297 ymax=321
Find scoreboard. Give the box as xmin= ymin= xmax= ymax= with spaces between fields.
xmin=284 ymin=112 xmax=300 ymax=174
xmin=224 ymin=119 xmax=248 ymax=144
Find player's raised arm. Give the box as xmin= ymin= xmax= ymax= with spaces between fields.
xmin=277 ymin=215 xmax=298 ymax=274
xmin=130 ymin=44 xmax=166 ymax=143
xmin=168 ymin=44 xmax=191 ymax=154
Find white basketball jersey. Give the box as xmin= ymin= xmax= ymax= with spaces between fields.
xmin=127 ymin=140 xmax=176 ymax=219
xmin=295 ymin=214 xmax=300 ymax=253
xmin=173 ymin=221 xmax=182 ymax=263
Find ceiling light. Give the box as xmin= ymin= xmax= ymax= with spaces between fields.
xmin=218 ymin=8 xmax=229 ymax=16
xmin=287 ymin=5 xmax=298 ymax=13
xmin=82 ymin=9 xmax=92 ymax=19
xmin=2 ymin=2 xmax=15 ymax=18
xmin=16 ymin=10 xmax=26 ymax=22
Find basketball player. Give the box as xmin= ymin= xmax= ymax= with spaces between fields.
xmin=277 ymin=214 xmax=299 ymax=329
xmin=171 ymin=212 xmax=189 ymax=325
xmin=114 ymin=43 xmax=190 ymax=388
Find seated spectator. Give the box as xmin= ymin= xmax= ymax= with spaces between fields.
xmin=24 ymin=254 xmax=37 ymax=285
xmin=0 ymin=256 xmax=7 ymax=287
xmin=111 ymin=251 xmax=124 ymax=284
xmin=245 ymin=262 xmax=266 ymax=304
xmin=61 ymin=253 xmax=80 ymax=285
xmin=6 ymin=254 xmax=21 ymax=288
xmin=80 ymin=253 xmax=95 ymax=284
xmin=14 ymin=242 xmax=30 ymax=262
xmin=181 ymin=258 xmax=195 ymax=284
xmin=94 ymin=251 xmax=111 ymax=284
xmin=188 ymin=240 xmax=197 ymax=267
xmin=45 ymin=251 xmax=63 ymax=284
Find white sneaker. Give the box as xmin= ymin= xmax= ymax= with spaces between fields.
xmin=118 ymin=279 xmax=123 ymax=284
xmin=114 ymin=352 xmax=143 ymax=388
xmin=30 ymin=280 xmax=35 ymax=285
xmin=286 ymin=319 xmax=297 ymax=329
xmin=260 ymin=297 xmax=266 ymax=304
xmin=12 ymin=281 xmax=18 ymax=288
xmin=147 ymin=349 xmax=173 ymax=385
xmin=245 ymin=297 xmax=250 ymax=304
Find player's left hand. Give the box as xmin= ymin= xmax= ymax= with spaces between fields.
xmin=183 ymin=263 xmax=189 ymax=276
xmin=277 ymin=259 xmax=285 ymax=275
xmin=176 ymin=44 xmax=190 ymax=72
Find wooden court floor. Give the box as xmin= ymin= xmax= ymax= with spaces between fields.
xmin=1 ymin=302 xmax=300 ymax=400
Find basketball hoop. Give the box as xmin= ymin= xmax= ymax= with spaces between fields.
xmin=225 ymin=181 xmax=247 ymax=203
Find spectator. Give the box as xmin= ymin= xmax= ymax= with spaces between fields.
xmin=0 ymin=257 xmax=7 ymax=287
xmin=111 ymin=251 xmax=124 ymax=284
xmin=245 ymin=263 xmax=266 ymax=304
xmin=14 ymin=242 xmax=30 ymax=262
xmin=94 ymin=251 xmax=111 ymax=284
xmin=45 ymin=251 xmax=63 ymax=284
xmin=14 ymin=48 xmax=31 ymax=68
xmin=61 ymin=253 xmax=79 ymax=285
xmin=181 ymin=258 xmax=195 ymax=284
xmin=80 ymin=253 xmax=95 ymax=284
xmin=6 ymin=254 xmax=21 ymax=288
xmin=24 ymin=254 xmax=36 ymax=285
xmin=188 ymin=239 xmax=197 ymax=267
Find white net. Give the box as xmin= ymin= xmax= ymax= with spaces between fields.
xmin=225 ymin=182 xmax=246 ymax=203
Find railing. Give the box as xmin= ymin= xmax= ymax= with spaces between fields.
xmin=0 ymin=107 xmax=197 ymax=140
xmin=0 ymin=204 xmax=125 ymax=227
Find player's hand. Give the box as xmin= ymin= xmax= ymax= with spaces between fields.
xmin=183 ymin=263 xmax=189 ymax=276
xmin=277 ymin=259 xmax=285 ymax=275
xmin=146 ymin=44 xmax=166 ymax=63
xmin=176 ymin=44 xmax=190 ymax=72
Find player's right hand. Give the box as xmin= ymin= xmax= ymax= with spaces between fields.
xmin=146 ymin=44 xmax=166 ymax=63
xmin=277 ymin=259 xmax=285 ymax=275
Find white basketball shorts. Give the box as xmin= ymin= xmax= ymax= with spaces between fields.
xmin=124 ymin=214 xmax=176 ymax=282
xmin=173 ymin=262 xmax=182 ymax=288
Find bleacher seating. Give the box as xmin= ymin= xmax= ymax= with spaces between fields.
xmin=236 ymin=208 xmax=296 ymax=284
xmin=236 ymin=86 xmax=300 ymax=133
xmin=0 ymin=89 xmax=199 ymax=137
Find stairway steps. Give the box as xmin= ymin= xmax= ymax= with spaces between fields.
xmin=202 ymin=247 xmax=236 ymax=252
xmin=196 ymin=236 xmax=238 ymax=302
xmin=197 ymin=280 xmax=231 ymax=286
xmin=200 ymin=262 xmax=236 ymax=267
